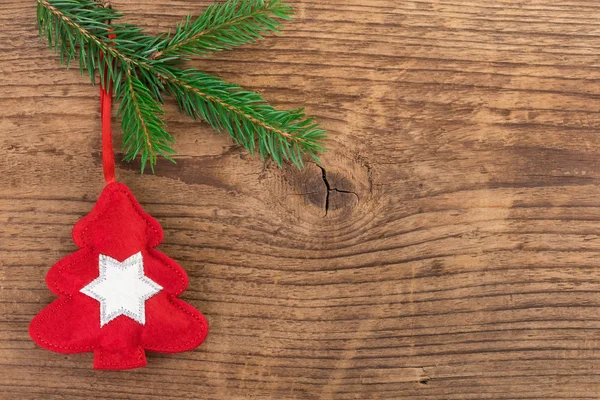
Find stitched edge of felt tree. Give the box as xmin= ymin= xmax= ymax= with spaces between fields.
xmin=29 ymin=182 xmax=208 ymax=370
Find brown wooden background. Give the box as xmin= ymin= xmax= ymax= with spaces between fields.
xmin=3 ymin=0 xmax=600 ymax=398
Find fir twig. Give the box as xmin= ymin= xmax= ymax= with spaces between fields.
xmin=164 ymin=68 xmax=325 ymax=167
xmin=118 ymin=69 xmax=175 ymax=172
xmin=36 ymin=0 xmax=326 ymax=171
xmin=150 ymin=0 xmax=293 ymax=59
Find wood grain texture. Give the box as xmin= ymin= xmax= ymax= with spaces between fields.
xmin=2 ymin=0 xmax=600 ymax=398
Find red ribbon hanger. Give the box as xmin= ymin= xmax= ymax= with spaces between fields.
xmin=100 ymin=81 xmax=115 ymax=184
xmin=100 ymin=32 xmax=117 ymax=184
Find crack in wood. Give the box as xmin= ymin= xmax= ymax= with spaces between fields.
xmin=317 ymin=164 xmax=360 ymax=217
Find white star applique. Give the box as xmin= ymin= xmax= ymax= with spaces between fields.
xmin=81 ymin=252 xmax=162 ymax=327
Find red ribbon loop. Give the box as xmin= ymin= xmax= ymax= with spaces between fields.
xmin=100 ymin=84 xmax=115 ymax=184
xmin=100 ymin=32 xmax=117 ymax=184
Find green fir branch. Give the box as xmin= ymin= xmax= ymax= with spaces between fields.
xmin=150 ymin=0 xmax=293 ymax=59
xmin=117 ymin=69 xmax=175 ymax=172
xmin=37 ymin=0 xmax=120 ymax=86
xmin=36 ymin=0 xmax=162 ymax=85
xmin=164 ymin=68 xmax=325 ymax=168
xmin=36 ymin=0 xmax=326 ymax=171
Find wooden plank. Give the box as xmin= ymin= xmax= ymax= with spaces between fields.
xmin=2 ymin=0 xmax=600 ymax=398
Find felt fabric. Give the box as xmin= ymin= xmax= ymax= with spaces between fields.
xmin=29 ymin=182 xmax=209 ymax=370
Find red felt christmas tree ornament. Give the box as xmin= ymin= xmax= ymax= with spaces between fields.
xmin=29 ymin=56 xmax=209 ymax=370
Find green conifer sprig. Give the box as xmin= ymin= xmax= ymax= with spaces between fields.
xmin=36 ymin=0 xmax=325 ymax=172
xmin=163 ymin=68 xmax=323 ymax=167
xmin=119 ymin=69 xmax=175 ymax=168
xmin=150 ymin=0 xmax=294 ymax=59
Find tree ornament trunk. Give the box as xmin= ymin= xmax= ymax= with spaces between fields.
xmin=95 ymin=346 xmax=146 ymax=370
